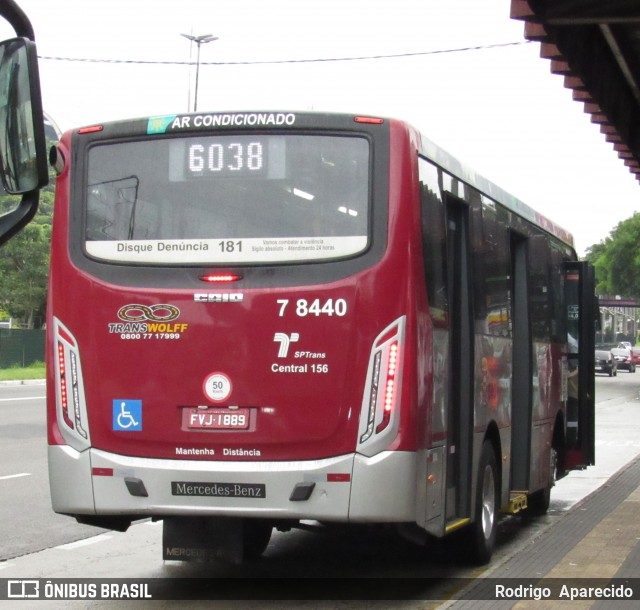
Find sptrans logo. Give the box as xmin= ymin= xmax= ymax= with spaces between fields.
xmin=108 ymin=304 xmax=189 ymax=338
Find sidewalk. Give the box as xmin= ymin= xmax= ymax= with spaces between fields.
xmin=445 ymin=453 xmax=640 ymax=608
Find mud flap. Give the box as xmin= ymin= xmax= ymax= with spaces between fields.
xmin=163 ymin=516 xmax=243 ymax=564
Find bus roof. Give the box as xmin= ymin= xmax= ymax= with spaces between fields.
xmin=412 ymin=125 xmax=575 ymax=250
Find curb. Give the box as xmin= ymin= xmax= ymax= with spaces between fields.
xmin=0 ymin=378 xmax=46 ymax=386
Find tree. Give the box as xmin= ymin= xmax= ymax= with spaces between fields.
xmin=0 ymin=220 xmax=50 ymax=327
xmin=0 ymin=151 xmax=55 ymax=328
xmin=586 ymin=213 xmax=640 ymax=298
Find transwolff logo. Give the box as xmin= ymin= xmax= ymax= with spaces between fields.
xmin=108 ymin=303 xmax=188 ymax=334
xmin=118 ymin=304 xmax=180 ymax=322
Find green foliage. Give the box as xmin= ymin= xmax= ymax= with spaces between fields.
xmin=0 ymin=219 xmax=51 ymax=327
xmin=586 ymin=213 xmax=640 ymax=298
xmin=0 ymin=361 xmax=46 ymax=381
xmin=0 ymin=144 xmax=56 ymax=328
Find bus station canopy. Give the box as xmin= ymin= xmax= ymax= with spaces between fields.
xmin=511 ymin=0 xmax=640 ymax=183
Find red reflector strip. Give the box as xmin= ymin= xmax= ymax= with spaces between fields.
xmin=77 ymin=125 xmax=104 ymax=134
xmin=57 ymin=325 xmax=76 ymax=347
xmin=354 ymin=116 xmax=384 ymax=125
xmin=92 ymin=468 xmax=114 ymax=477
xmin=375 ymin=328 xmax=397 ymax=348
xmin=327 ymin=473 xmax=351 ymax=482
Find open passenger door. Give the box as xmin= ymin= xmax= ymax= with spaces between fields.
xmin=564 ymin=261 xmax=596 ymax=469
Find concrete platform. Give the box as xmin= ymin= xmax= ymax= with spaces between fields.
xmin=446 ymin=454 xmax=640 ymax=608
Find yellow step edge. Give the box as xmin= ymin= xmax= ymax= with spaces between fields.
xmin=445 ymin=518 xmax=471 ymax=534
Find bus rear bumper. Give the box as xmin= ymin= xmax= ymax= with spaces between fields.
xmin=48 ymin=445 xmax=417 ymax=523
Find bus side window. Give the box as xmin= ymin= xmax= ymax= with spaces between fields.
xmin=529 ymin=235 xmax=551 ymax=340
xmin=418 ymin=157 xmax=448 ymax=324
xmin=477 ymin=197 xmax=511 ymax=337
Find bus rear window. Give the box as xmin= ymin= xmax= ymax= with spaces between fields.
xmin=84 ymin=134 xmax=370 ymax=264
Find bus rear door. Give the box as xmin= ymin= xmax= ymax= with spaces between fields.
xmin=564 ymin=261 xmax=596 ymax=470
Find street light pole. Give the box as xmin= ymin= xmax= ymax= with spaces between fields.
xmin=180 ymin=33 xmax=218 ymax=112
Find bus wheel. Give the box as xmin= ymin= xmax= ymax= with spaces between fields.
xmin=243 ymin=520 xmax=273 ymax=559
xmin=466 ymin=441 xmax=499 ymax=565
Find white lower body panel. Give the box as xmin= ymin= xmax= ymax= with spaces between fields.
xmin=48 ymin=445 xmax=417 ymax=523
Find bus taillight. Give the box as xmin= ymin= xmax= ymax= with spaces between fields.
xmin=77 ymin=125 xmax=103 ymax=134
xmin=199 ymin=273 xmax=243 ymax=283
xmin=376 ymin=342 xmax=399 ymax=434
xmin=358 ymin=317 xmax=405 ymax=453
xmin=53 ymin=318 xmax=90 ymax=447
xmin=57 ymin=341 xmax=74 ymax=430
xmin=354 ymin=116 xmax=384 ymax=125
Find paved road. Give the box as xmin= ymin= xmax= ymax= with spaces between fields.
xmin=1 ymin=374 xmax=639 ymax=608
xmin=552 ymin=371 xmax=640 ymax=507
xmin=0 ymin=382 xmax=107 ymax=560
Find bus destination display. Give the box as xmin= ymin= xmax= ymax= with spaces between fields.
xmin=170 ymin=135 xmax=279 ymax=181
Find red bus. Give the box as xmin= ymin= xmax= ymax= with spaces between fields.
xmin=46 ymin=111 xmax=595 ymax=564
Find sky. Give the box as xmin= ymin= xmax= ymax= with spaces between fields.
xmin=2 ymin=0 xmax=639 ymax=255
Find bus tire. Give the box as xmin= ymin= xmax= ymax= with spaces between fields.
xmin=467 ymin=441 xmax=499 ymax=565
xmin=243 ymin=520 xmax=272 ymax=559
xmin=528 ymin=447 xmax=557 ymax=515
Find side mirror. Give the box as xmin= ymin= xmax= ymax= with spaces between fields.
xmin=0 ymin=37 xmax=47 ymax=193
xmin=0 ymin=36 xmax=48 ymax=245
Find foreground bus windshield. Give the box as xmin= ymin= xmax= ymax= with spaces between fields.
xmin=85 ymin=134 xmax=369 ymax=264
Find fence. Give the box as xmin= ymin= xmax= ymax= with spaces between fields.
xmin=0 ymin=329 xmax=45 ymax=368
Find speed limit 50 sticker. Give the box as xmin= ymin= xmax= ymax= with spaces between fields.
xmin=203 ymin=372 xmax=232 ymax=402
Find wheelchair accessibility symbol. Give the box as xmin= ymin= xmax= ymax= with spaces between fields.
xmin=113 ymin=399 xmax=142 ymax=431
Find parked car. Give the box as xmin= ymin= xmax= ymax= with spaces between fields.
xmin=630 ymin=347 xmax=640 ymax=366
xmin=611 ymin=347 xmax=636 ymax=372
xmin=595 ymin=346 xmax=617 ymax=376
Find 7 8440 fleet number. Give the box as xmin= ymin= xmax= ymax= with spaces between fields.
xmin=277 ymin=298 xmax=347 ymax=317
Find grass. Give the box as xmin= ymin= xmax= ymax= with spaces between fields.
xmin=0 ymin=361 xmax=46 ymax=381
